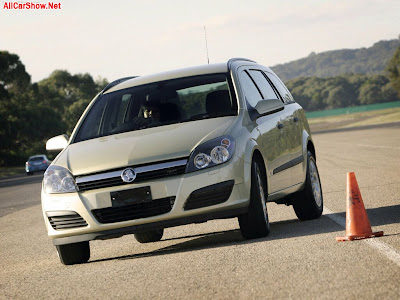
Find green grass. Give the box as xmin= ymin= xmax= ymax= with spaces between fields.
xmin=306 ymin=101 xmax=400 ymax=119
xmin=308 ymin=107 xmax=400 ymax=132
xmin=0 ymin=166 xmax=25 ymax=178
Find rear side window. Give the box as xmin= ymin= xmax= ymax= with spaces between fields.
xmin=265 ymin=72 xmax=295 ymax=104
xmin=248 ymin=70 xmax=278 ymax=100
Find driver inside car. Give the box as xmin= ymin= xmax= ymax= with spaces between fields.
xmin=143 ymin=103 xmax=161 ymax=123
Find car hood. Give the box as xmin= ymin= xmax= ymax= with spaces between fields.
xmin=54 ymin=117 xmax=236 ymax=176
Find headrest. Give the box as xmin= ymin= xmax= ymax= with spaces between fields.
xmin=206 ymin=90 xmax=232 ymax=115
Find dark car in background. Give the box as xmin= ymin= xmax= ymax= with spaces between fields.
xmin=25 ymin=155 xmax=51 ymax=175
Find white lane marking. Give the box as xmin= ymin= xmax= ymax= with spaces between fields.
xmin=356 ymin=144 xmax=400 ymax=150
xmin=324 ymin=207 xmax=400 ymax=267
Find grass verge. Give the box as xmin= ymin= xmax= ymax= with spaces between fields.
xmin=0 ymin=166 xmax=25 ymax=178
xmin=308 ymin=107 xmax=400 ymax=132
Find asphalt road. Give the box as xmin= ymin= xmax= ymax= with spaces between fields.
xmin=1 ymin=126 xmax=399 ymax=299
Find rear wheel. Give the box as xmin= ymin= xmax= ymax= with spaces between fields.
xmin=134 ymin=229 xmax=164 ymax=243
xmin=293 ymin=151 xmax=323 ymax=220
xmin=238 ymin=159 xmax=270 ymax=239
xmin=56 ymin=242 xmax=90 ymax=265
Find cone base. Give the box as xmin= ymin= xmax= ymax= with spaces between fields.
xmin=336 ymin=231 xmax=384 ymax=242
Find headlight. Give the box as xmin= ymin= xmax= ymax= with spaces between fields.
xmin=43 ymin=165 xmax=78 ymax=194
xmin=186 ymin=136 xmax=235 ymax=173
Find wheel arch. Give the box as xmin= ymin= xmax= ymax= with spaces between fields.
xmin=307 ymin=139 xmax=316 ymax=161
xmin=251 ymin=149 xmax=268 ymax=197
xmin=242 ymin=139 xmax=269 ymax=199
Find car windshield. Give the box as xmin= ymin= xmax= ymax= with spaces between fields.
xmin=74 ymin=73 xmax=236 ymax=143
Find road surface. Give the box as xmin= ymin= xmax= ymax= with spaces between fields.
xmin=1 ymin=126 xmax=399 ymax=299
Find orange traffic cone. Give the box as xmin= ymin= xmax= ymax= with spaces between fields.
xmin=336 ymin=172 xmax=383 ymax=242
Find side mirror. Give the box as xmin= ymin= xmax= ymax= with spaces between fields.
xmin=46 ymin=134 xmax=69 ymax=151
xmin=248 ymin=99 xmax=284 ymax=120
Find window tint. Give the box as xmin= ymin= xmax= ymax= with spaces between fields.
xmin=248 ymin=70 xmax=278 ymax=100
xmin=240 ymin=71 xmax=262 ymax=107
xmin=265 ymin=72 xmax=295 ymax=104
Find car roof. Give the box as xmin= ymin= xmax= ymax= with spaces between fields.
xmin=104 ymin=58 xmax=261 ymax=94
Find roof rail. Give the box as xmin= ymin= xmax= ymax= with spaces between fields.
xmin=227 ymin=58 xmax=257 ymax=69
xmin=102 ymin=76 xmax=139 ymax=93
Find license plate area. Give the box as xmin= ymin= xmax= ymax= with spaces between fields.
xmin=110 ymin=186 xmax=152 ymax=207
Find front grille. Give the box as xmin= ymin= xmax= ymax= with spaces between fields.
xmin=47 ymin=212 xmax=88 ymax=230
xmin=136 ymin=165 xmax=186 ymax=182
xmin=76 ymin=159 xmax=187 ymax=192
xmin=78 ymin=177 xmax=122 ymax=192
xmin=92 ymin=196 xmax=175 ymax=224
xmin=184 ymin=180 xmax=234 ymax=211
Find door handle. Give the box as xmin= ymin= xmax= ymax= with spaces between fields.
xmin=277 ymin=123 xmax=284 ymax=129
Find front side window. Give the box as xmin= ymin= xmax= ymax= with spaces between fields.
xmin=74 ymin=74 xmax=236 ymax=143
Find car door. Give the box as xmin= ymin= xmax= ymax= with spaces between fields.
xmin=265 ymin=72 xmax=304 ymax=185
xmin=238 ymin=68 xmax=292 ymax=193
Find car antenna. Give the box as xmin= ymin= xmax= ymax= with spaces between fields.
xmin=204 ymin=25 xmax=210 ymax=64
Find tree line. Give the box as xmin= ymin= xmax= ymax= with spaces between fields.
xmin=283 ymin=44 xmax=400 ymax=111
xmin=285 ymin=73 xmax=399 ymax=111
xmin=0 ymin=51 xmax=108 ymax=166
xmin=272 ymin=38 xmax=400 ymax=81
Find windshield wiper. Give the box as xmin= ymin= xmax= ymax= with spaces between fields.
xmin=188 ymin=112 xmax=235 ymax=121
xmin=189 ymin=114 xmax=210 ymax=121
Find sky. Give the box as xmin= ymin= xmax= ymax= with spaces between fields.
xmin=1 ymin=0 xmax=399 ymax=83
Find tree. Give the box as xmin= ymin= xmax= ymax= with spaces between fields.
xmin=0 ymin=52 xmax=33 ymax=165
xmin=38 ymin=70 xmax=107 ymax=134
xmin=0 ymin=51 xmax=31 ymax=93
xmin=386 ymin=46 xmax=400 ymax=96
xmin=0 ymin=51 xmax=108 ymax=166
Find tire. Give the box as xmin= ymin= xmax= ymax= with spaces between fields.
xmin=134 ymin=229 xmax=164 ymax=243
xmin=238 ymin=159 xmax=270 ymax=239
xmin=293 ymin=151 xmax=323 ymax=220
xmin=56 ymin=242 xmax=90 ymax=265
xmin=27 ymin=172 xmax=33 ymax=176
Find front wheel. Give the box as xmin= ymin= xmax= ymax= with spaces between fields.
xmin=238 ymin=159 xmax=270 ymax=239
xmin=134 ymin=229 xmax=164 ymax=243
xmin=293 ymin=151 xmax=323 ymax=220
xmin=56 ymin=242 xmax=90 ymax=265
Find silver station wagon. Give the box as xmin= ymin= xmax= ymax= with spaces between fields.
xmin=42 ymin=58 xmax=323 ymax=265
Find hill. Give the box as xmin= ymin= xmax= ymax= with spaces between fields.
xmin=271 ymin=38 xmax=400 ymax=81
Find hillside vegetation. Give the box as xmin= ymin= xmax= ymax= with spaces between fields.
xmin=286 ymin=73 xmax=399 ymax=112
xmin=272 ymin=39 xmax=400 ymax=81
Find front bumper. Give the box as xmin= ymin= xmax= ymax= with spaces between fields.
xmin=41 ymin=156 xmax=250 ymax=245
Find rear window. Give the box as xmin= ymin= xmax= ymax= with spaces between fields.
xmin=74 ymin=73 xmax=237 ymax=143
xmin=29 ymin=156 xmax=45 ymax=162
